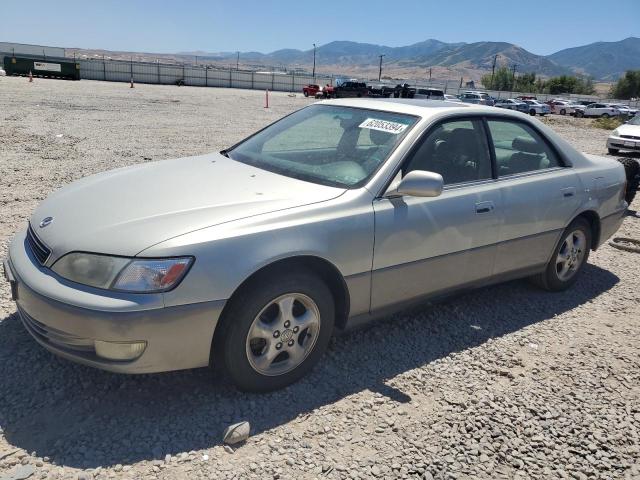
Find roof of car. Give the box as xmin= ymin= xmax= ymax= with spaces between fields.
xmin=317 ymin=97 xmax=497 ymax=117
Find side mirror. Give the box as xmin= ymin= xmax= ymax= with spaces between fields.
xmin=388 ymin=170 xmax=444 ymax=198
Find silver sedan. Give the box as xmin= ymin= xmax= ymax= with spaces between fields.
xmin=3 ymin=99 xmax=627 ymax=391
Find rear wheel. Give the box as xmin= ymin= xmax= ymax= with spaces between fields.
xmin=531 ymin=218 xmax=591 ymax=291
xmin=602 ymin=113 xmax=610 ymax=118
xmin=560 ymin=109 xmax=566 ymax=115
xmin=213 ymin=269 xmax=335 ymax=392
xmin=575 ymin=111 xmax=584 ymax=118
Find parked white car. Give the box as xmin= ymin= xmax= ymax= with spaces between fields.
xmin=607 ymin=115 xmax=640 ymax=154
xmin=0 ymin=67 xmax=6 ymax=76
xmin=549 ymin=100 xmax=576 ymax=116
xmin=444 ymin=94 xmax=462 ymax=103
xmin=574 ymin=103 xmax=619 ymax=118
xmin=609 ymin=104 xmax=639 ymax=117
xmin=521 ymin=100 xmax=550 ymax=116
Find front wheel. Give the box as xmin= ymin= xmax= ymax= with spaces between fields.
xmin=303 ymin=91 xmax=309 ymax=97
xmin=214 ymin=270 xmax=335 ymax=392
xmin=575 ymin=111 xmax=584 ymax=118
xmin=560 ymin=109 xmax=566 ymax=115
xmin=529 ymin=109 xmax=536 ymax=116
xmin=602 ymin=113 xmax=610 ymax=118
xmin=531 ymin=218 xmax=591 ymax=291
xmin=608 ymin=148 xmax=619 ymax=155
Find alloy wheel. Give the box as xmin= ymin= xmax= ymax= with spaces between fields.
xmin=556 ymin=230 xmax=587 ymax=281
xmin=245 ymin=293 xmax=321 ymax=376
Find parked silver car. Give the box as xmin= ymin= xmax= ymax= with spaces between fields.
xmin=3 ymin=99 xmax=627 ymax=391
xmin=458 ymin=91 xmax=495 ymax=106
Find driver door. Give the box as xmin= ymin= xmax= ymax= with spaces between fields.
xmin=370 ymin=118 xmax=503 ymax=310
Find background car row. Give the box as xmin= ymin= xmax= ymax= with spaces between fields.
xmin=301 ymin=82 xmax=638 ymax=119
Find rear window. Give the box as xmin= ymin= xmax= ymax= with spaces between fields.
xmin=487 ymin=120 xmax=561 ymax=176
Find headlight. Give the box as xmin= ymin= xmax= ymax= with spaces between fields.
xmin=612 ymin=129 xmax=620 ymax=137
xmin=52 ymin=253 xmax=193 ymax=292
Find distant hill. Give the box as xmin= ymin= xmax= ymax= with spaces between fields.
xmin=548 ymin=37 xmax=640 ymax=80
xmin=88 ymin=36 xmax=640 ymax=82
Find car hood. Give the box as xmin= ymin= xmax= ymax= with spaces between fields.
xmin=615 ymin=123 xmax=640 ymax=136
xmin=30 ymin=153 xmax=345 ymax=260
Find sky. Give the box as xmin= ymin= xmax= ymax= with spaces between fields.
xmin=2 ymin=0 xmax=639 ymax=56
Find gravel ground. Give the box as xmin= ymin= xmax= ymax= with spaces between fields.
xmin=0 ymin=77 xmax=639 ymax=480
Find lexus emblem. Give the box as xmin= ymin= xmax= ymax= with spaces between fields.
xmin=39 ymin=216 xmax=54 ymax=228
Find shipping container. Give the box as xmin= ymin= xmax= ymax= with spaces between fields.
xmin=3 ymin=56 xmax=80 ymax=80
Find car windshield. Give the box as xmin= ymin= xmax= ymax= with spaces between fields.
xmin=627 ymin=116 xmax=640 ymax=126
xmin=227 ymin=105 xmax=418 ymax=188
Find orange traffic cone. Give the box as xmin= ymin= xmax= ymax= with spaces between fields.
xmin=130 ymin=77 xmax=134 ymax=88
xmin=28 ymin=71 xmax=33 ymax=83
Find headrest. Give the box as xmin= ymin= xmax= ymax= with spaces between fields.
xmin=512 ymin=136 xmax=544 ymax=154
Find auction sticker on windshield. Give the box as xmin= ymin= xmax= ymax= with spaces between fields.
xmin=359 ymin=118 xmax=409 ymax=134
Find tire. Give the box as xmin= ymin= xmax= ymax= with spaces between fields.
xmin=531 ymin=218 xmax=591 ymax=291
xmin=213 ymin=269 xmax=335 ymax=392
xmin=529 ymin=109 xmax=536 ymax=116
xmin=560 ymin=109 xmax=566 ymax=115
xmin=575 ymin=111 xmax=584 ymax=118
xmin=602 ymin=113 xmax=610 ymax=118
xmin=303 ymin=91 xmax=309 ymax=97
xmin=608 ymin=148 xmax=619 ymax=155
xmin=617 ymin=157 xmax=640 ymax=205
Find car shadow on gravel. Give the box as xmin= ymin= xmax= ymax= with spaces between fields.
xmin=0 ymin=263 xmax=619 ymax=469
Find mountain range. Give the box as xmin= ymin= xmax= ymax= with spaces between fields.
xmin=181 ymin=37 xmax=640 ymax=81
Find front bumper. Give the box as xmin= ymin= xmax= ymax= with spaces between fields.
xmin=607 ymin=136 xmax=640 ymax=152
xmin=3 ymin=232 xmax=225 ymax=374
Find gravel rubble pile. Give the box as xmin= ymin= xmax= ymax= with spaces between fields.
xmin=0 ymin=77 xmax=639 ymax=480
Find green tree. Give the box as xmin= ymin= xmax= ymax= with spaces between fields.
xmin=611 ymin=70 xmax=640 ymax=99
xmin=482 ymin=66 xmax=517 ymax=91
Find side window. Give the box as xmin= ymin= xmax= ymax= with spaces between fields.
xmin=487 ymin=120 xmax=561 ymax=176
xmin=403 ymin=119 xmax=492 ymax=185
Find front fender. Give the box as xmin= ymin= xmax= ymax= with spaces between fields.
xmin=142 ymin=191 xmax=375 ymax=311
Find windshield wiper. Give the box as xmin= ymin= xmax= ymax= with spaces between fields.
xmin=220 ymin=149 xmax=229 ymax=157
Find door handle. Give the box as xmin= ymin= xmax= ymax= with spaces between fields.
xmin=475 ymin=201 xmax=495 ymax=214
xmin=561 ymin=187 xmax=577 ymax=198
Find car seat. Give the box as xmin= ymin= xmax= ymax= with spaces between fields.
xmin=507 ymin=136 xmax=547 ymax=174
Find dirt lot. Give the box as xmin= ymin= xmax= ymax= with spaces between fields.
xmin=0 ymin=76 xmax=639 ymax=480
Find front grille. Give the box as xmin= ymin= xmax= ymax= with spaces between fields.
xmin=621 ymin=135 xmax=640 ymax=141
xmin=26 ymin=224 xmax=51 ymax=265
xmin=18 ymin=306 xmax=95 ymax=352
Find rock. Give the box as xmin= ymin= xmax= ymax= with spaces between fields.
xmin=223 ymin=421 xmax=251 ymax=445
xmin=224 ymin=445 xmax=234 ymax=454
xmin=2 ymin=465 xmax=35 ymax=480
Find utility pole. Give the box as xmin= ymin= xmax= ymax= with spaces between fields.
xmin=511 ymin=64 xmax=518 ymax=89
xmin=312 ymin=43 xmax=316 ymax=79
xmin=429 ymin=67 xmax=432 ymax=82
xmin=459 ymin=76 xmax=463 ymax=88
xmin=236 ymin=51 xmax=240 ymax=70
xmin=490 ymin=54 xmax=497 ymax=89
xmin=378 ymin=54 xmax=386 ymax=81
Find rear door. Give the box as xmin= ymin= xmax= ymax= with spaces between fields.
xmin=485 ymin=117 xmax=581 ymax=275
